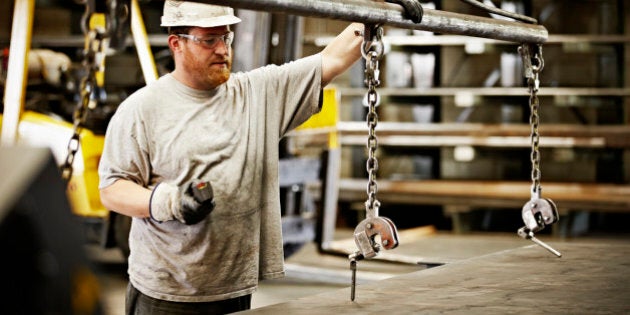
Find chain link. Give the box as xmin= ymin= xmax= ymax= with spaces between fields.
xmin=523 ymin=44 xmax=545 ymax=197
xmin=60 ymin=4 xmax=114 ymax=183
xmin=362 ymin=25 xmax=384 ymax=218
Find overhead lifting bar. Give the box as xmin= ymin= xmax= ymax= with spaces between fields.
xmin=188 ymin=0 xmax=559 ymax=290
xmin=188 ymin=0 xmax=548 ymax=44
xmin=190 ymin=0 xmax=550 ymax=299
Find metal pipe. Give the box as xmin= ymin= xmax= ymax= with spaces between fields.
xmin=131 ymin=0 xmax=159 ymax=84
xmin=190 ymin=0 xmax=548 ymax=44
xmin=1 ymin=0 xmax=35 ymax=147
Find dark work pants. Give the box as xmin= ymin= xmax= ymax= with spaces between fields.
xmin=126 ymin=283 xmax=252 ymax=315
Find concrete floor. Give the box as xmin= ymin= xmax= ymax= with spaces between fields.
xmin=86 ymin=229 xmax=630 ymax=314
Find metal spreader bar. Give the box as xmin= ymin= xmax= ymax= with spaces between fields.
xmin=191 ymin=0 xmax=548 ymax=44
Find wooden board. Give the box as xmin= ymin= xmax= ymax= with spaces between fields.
xmin=336 ymin=179 xmax=630 ymax=212
xmin=241 ymin=242 xmax=630 ymax=314
xmin=287 ymin=122 xmax=630 ymax=148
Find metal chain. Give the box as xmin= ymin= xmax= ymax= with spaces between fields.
xmin=362 ymin=25 xmax=384 ymax=218
xmin=525 ymin=44 xmax=544 ymax=197
xmin=60 ymin=3 xmax=113 ymax=183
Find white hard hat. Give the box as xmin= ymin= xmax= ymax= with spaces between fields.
xmin=161 ymin=0 xmax=241 ymax=28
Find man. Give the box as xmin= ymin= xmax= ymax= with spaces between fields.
xmin=98 ymin=1 xmax=364 ymax=314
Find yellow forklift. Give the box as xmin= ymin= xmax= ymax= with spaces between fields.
xmin=1 ymin=0 xmax=157 ymax=257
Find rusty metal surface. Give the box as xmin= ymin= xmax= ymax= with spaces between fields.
xmin=240 ymin=242 xmax=630 ymax=314
xmin=192 ymin=0 xmax=548 ymax=44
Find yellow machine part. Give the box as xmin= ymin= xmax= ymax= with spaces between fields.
xmin=296 ymin=88 xmax=340 ymax=149
xmin=67 ymin=127 xmax=107 ymax=219
xmin=0 ymin=111 xmax=108 ymax=219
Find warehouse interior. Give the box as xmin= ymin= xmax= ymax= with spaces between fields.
xmin=1 ymin=0 xmax=629 ymax=314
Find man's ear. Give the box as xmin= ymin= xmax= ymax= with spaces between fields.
xmin=167 ymin=34 xmax=181 ymax=52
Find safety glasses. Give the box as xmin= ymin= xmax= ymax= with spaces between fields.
xmin=177 ymin=32 xmax=234 ymax=49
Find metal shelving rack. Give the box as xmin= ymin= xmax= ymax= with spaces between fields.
xmin=290 ymin=1 xmax=630 ymax=248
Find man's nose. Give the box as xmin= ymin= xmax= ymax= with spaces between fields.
xmin=214 ymin=40 xmax=229 ymax=55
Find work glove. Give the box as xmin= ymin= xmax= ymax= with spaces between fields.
xmin=150 ymin=181 xmax=215 ymax=225
xmin=386 ymin=0 xmax=424 ymax=23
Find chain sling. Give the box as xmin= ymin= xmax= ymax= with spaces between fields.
xmin=349 ymin=24 xmax=401 ymax=301
xmin=518 ymin=44 xmax=561 ymax=257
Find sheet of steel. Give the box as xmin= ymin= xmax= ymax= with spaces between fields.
xmin=242 ymin=242 xmax=630 ymax=314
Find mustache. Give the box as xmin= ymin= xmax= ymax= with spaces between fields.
xmin=211 ymin=57 xmax=231 ymax=66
